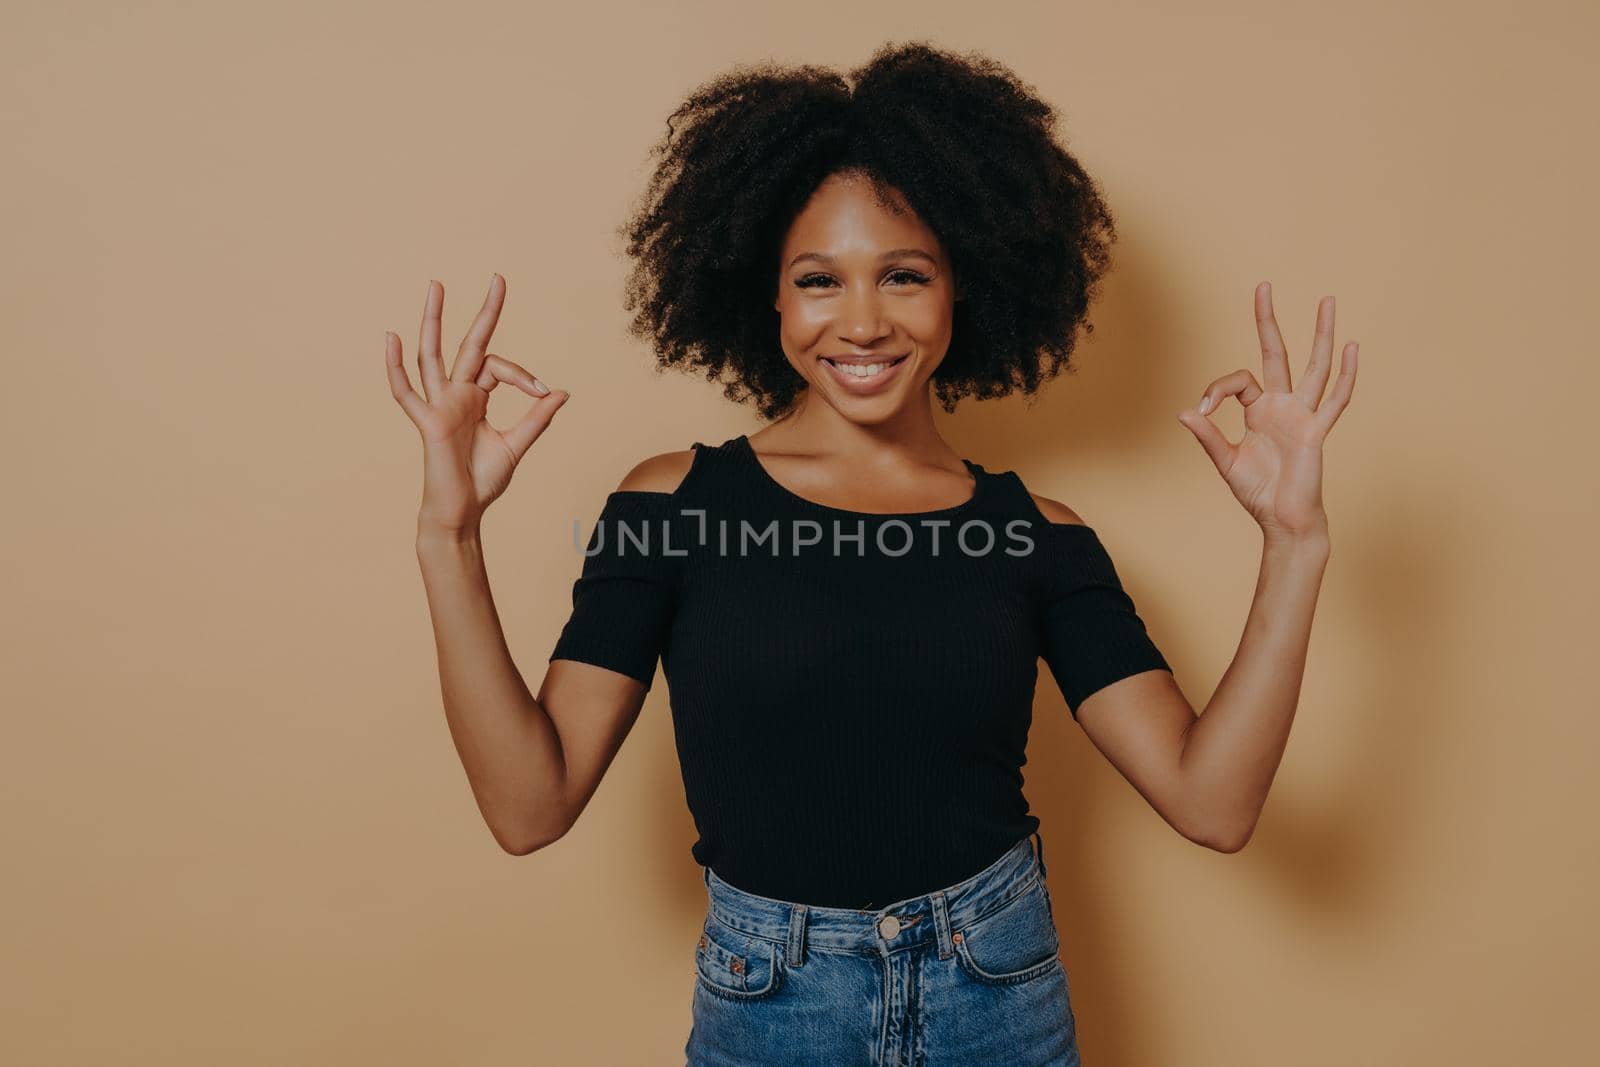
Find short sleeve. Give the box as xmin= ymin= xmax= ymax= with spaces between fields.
xmin=549 ymin=491 xmax=684 ymax=691
xmin=1037 ymin=524 xmax=1171 ymax=719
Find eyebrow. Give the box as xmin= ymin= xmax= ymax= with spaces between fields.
xmin=787 ymin=248 xmax=938 ymax=269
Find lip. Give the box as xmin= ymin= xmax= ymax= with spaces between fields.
xmin=818 ymin=353 xmax=910 ymax=394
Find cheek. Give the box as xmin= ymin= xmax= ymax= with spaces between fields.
xmin=899 ymin=293 xmax=954 ymax=343
xmin=776 ymin=295 xmax=832 ymax=345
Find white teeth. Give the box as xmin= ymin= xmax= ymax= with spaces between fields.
xmin=827 ymin=359 xmax=898 ymax=378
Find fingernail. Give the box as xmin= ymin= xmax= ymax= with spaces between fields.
xmin=1198 ymin=395 xmax=1212 ymax=415
xmin=532 ymin=377 xmax=550 ymax=395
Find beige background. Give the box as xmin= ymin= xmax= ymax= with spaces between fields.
xmin=4 ymin=1 xmax=1595 ymax=1063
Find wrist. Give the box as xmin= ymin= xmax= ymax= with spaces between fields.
xmin=416 ymin=516 xmax=482 ymax=550
xmin=1261 ymin=524 xmax=1330 ymax=559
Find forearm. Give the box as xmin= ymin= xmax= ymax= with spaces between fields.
xmin=415 ymin=521 xmax=568 ymax=853
xmin=1178 ymin=527 xmax=1331 ymax=849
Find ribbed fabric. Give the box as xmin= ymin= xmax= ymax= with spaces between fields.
xmin=549 ymin=434 xmax=1171 ymax=908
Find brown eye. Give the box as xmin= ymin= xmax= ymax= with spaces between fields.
xmin=886 ymin=270 xmax=931 ymax=285
xmin=795 ymin=274 xmax=836 ymax=289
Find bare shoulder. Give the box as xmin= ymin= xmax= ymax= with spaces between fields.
xmin=616 ymin=449 xmax=697 ymax=494
xmin=1028 ymin=492 xmax=1087 ymax=527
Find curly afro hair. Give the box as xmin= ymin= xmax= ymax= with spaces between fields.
xmin=619 ymin=41 xmax=1117 ymax=421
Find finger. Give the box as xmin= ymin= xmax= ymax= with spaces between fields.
xmin=1177 ymin=404 xmax=1237 ymax=474
xmin=1255 ymin=282 xmax=1292 ymax=392
xmin=474 ymin=353 xmax=553 ymax=396
xmin=417 ymin=280 xmax=447 ymax=401
xmin=502 ymin=388 xmax=571 ymax=463
xmin=1196 ymin=369 xmax=1264 ymax=416
xmin=451 ymin=273 xmax=506 ymax=384
xmin=1296 ymin=295 xmax=1336 ymax=410
xmin=1312 ymin=342 xmax=1358 ymax=436
xmin=384 ymin=330 xmax=430 ymax=425
xmin=472 ymin=356 xmax=568 ymax=462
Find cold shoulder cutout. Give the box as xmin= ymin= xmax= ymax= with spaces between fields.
xmin=617 ymin=448 xmax=698 ymax=495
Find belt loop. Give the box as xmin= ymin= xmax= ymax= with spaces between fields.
xmin=786 ymin=904 xmax=808 ymax=967
xmin=1032 ymin=830 xmax=1048 ymax=879
xmin=931 ymin=890 xmax=953 ymax=960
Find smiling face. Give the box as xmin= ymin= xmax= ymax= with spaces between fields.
xmin=773 ymin=171 xmax=959 ymax=425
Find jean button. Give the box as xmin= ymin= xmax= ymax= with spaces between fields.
xmin=878 ymin=914 xmax=902 ymax=939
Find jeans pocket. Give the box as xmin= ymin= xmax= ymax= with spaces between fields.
xmin=695 ymin=913 xmax=784 ymax=1001
xmin=953 ymin=875 xmax=1064 ymax=986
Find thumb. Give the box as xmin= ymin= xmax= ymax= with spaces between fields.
xmin=1177 ymin=406 xmax=1234 ymax=475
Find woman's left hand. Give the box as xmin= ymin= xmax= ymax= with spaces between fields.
xmin=1177 ymin=282 xmax=1358 ymax=543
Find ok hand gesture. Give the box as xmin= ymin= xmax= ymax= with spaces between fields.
xmin=1177 ymin=283 xmax=1358 ymax=543
xmin=386 ymin=275 xmax=570 ymax=533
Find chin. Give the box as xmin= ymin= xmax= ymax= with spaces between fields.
xmin=817 ymin=384 xmax=921 ymax=426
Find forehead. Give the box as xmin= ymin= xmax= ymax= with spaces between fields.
xmin=780 ymin=173 xmax=942 ymax=259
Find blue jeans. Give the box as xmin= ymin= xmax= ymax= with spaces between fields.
xmin=686 ymin=831 xmax=1080 ymax=1066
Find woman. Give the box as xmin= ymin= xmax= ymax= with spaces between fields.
xmin=386 ymin=42 xmax=1356 ymax=1067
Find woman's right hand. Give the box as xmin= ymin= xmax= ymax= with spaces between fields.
xmin=386 ymin=275 xmax=570 ymax=533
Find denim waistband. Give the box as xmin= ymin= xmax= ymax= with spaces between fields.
xmin=700 ymin=831 xmax=1048 ymax=966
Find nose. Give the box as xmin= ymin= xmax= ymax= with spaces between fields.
xmin=836 ymin=287 xmax=890 ymax=347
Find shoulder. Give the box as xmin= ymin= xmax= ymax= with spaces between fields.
xmin=1027 ymin=491 xmax=1087 ymax=527
xmin=616 ymin=449 xmax=697 ymax=494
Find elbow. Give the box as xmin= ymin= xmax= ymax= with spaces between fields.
xmin=1173 ymin=803 xmax=1255 ymax=853
xmin=1200 ymin=831 xmax=1252 ymax=854
xmin=1173 ymin=786 xmax=1258 ymax=854
xmin=1187 ymin=819 xmax=1255 ymax=854
xmin=497 ymin=823 xmax=567 ymax=857
xmin=493 ymin=809 xmax=575 ymax=857
xmin=498 ymin=834 xmax=547 ymax=857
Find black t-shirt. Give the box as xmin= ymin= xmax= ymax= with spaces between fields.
xmin=549 ymin=434 xmax=1172 ymax=908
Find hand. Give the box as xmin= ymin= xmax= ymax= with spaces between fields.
xmin=1176 ymin=282 xmax=1358 ymax=542
xmin=386 ymin=275 xmax=571 ymax=532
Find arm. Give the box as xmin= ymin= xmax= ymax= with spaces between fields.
xmin=1040 ymin=282 xmax=1358 ymax=853
xmin=416 ymin=450 xmax=694 ymax=856
xmin=416 ymin=523 xmax=611 ymax=855
xmin=385 ymin=272 xmax=685 ymax=855
xmin=1166 ymin=530 xmax=1329 ymax=850
xmin=1029 ymin=493 xmax=1217 ymax=850
xmin=1046 ymin=487 xmax=1330 ymax=852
